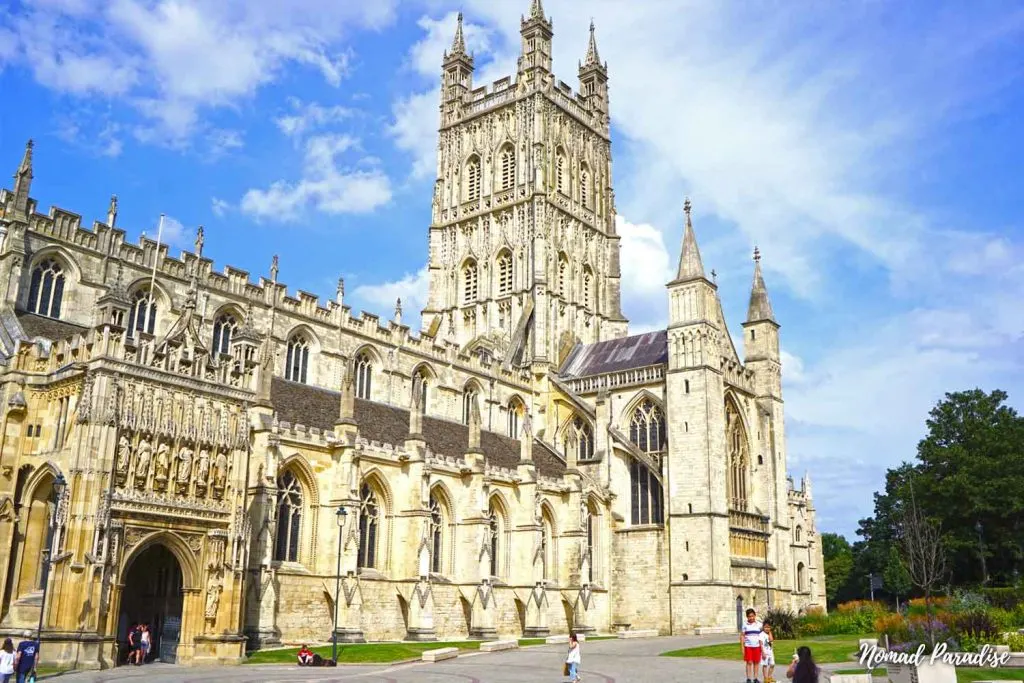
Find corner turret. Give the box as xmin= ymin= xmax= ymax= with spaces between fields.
xmin=741 ymin=247 xmax=780 ymax=370
xmin=666 ymin=199 xmax=717 ymax=341
xmin=578 ymin=21 xmax=609 ymax=125
xmin=518 ymin=0 xmax=553 ymax=83
xmin=440 ymin=13 xmax=474 ymax=123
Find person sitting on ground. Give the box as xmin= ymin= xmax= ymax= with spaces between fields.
xmin=786 ymin=646 xmax=819 ymax=683
xmin=297 ymin=645 xmax=314 ymax=666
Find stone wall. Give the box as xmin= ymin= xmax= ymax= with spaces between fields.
xmin=611 ymin=527 xmax=668 ymax=631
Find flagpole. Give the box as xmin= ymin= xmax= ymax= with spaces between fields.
xmin=147 ymin=214 xmax=165 ymax=327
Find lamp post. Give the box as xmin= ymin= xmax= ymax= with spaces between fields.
xmin=762 ymin=515 xmax=772 ymax=608
xmin=37 ymin=473 xmax=67 ymax=664
xmin=332 ymin=506 xmax=348 ymax=663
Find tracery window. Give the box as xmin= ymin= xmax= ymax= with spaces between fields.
xmin=462 ymin=386 xmax=479 ymax=426
xmin=466 ymin=156 xmax=481 ymax=201
xmin=274 ymin=472 xmax=303 ymax=562
xmin=556 ymin=150 xmax=567 ymax=194
xmin=463 ymin=260 xmax=479 ymax=305
xmin=500 ymin=146 xmax=516 ymax=190
xmin=429 ymin=493 xmax=444 ymax=574
xmin=562 ymin=416 xmax=594 ymax=461
xmin=212 ymin=314 xmax=237 ymax=356
xmin=558 ymin=254 xmax=569 ymax=297
xmin=629 ymin=399 xmax=667 ymax=454
xmin=355 ymin=352 xmax=373 ymax=400
xmin=127 ymin=289 xmax=157 ymax=336
xmin=727 ymin=400 xmax=750 ymax=510
xmin=541 ymin=514 xmax=553 ymax=580
xmin=497 ymin=251 xmax=513 ymax=297
xmin=795 ymin=525 xmax=803 ymax=542
xmin=27 ymin=259 xmax=65 ymax=319
xmin=285 ymin=334 xmax=309 ymax=383
xmin=580 ymin=166 xmax=590 ymax=207
xmin=582 ymin=267 xmax=593 ymax=309
xmin=486 ymin=502 xmax=502 ymax=577
xmin=357 ymin=482 xmax=380 ymax=569
xmin=507 ymin=399 xmax=523 ymax=438
xmin=585 ymin=506 xmax=596 ymax=584
xmin=630 ymin=459 xmax=664 ymax=525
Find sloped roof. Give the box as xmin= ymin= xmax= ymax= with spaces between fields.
xmin=559 ymin=330 xmax=668 ymax=378
xmin=270 ymin=377 xmax=565 ymax=477
xmin=16 ymin=311 xmax=88 ymax=341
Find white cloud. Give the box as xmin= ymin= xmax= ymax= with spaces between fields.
xmin=275 ymin=97 xmax=354 ymax=140
xmin=389 ymin=90 xmax=440 ymax=180
xmin=616 ymin=215 xmax=672 ymax=330
xmin=239 ymin=134 xmax=392 ymax=221
xmin=211 ymin=198 xmax=230 ymax=217
xmin=1 ymin=0 xmax=397 ymax=143
xmin=352 ymin=267 xmax=430 ymax=330
xmin=155 ymin=215 xmax=195 ymax=252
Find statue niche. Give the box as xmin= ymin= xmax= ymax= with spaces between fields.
xmin=135 ymin=438 xmax=153 ymax=489
xmin=115 ymin=436 xmax=132 ymax=486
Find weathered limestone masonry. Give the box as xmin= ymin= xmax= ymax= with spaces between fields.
xmin=0 ymin=0 xmax=824 ymax=670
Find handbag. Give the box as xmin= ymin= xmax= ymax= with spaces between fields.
xmin=563 ymin=662 xmax=570 ymax=676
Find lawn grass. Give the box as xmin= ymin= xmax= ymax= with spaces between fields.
xmin=834 ymin=667 xmax=887 ymax=676
xmin=244 ymin=640 xmax=481 ymax=665
xmin=661 ymin=633 xmax=870 ymax=664
xmin=955 ymin=668 xmax=1024 ymax=682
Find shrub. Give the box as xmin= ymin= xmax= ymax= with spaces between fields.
xmin=1003 ymin=633 xmax=1024 ymax=651
xmin=980 ymin=587 xmax=1024 ymax=611
xmin=891 ymin=617 xmax=957 ymax=655
xmin=837 ymin=600 xmax=883 ymax=614
xmin=804 ymin=605 xmax=826 ymax=618
xmin=988 ymin=607 xmax=1017 ymax=631
xmin=949 ymin=590 xmax=990 ymax=614
xmin=763 ymin=608 xmax=799 ymax=639
xmin=875 ymin=613 xmax=909 ymax=646
xmin=952 ymin=610 xmax=1000 ymax=646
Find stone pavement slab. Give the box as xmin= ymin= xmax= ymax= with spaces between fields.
xmin=48 ymin=634 xmax=741 ymax=682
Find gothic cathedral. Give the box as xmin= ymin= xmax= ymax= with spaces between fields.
xmin=0 ymin=0 xmax=824 ymax=669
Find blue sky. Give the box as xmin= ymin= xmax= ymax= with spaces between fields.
xmin=1 ymin=0 xmax=1023 ymax=540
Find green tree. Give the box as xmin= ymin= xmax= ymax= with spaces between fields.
xmin=822 ymin=533 xmax=854 ymax=606
xmin=883 ymin=545 xmax=912 ymax=608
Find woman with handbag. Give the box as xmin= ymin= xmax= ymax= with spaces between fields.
xmin=565 ymin=632 xmax=582 ymax=682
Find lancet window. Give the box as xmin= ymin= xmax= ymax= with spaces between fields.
xmin=285 ymin=334 xmax=309 ymax=383
xmin=629 ymin=399 xmax=667 ymax=455
xmin=355 ymin=352 xmax=373 ymax=400
xmin=357 ymin=482 xmax=380 ymax=569
xmin=212 ymin=314 xmax=237 ymax=356
xmin=630 ymin=459 xmax=664 ymax=526
xmin=27 ymin=259 xmax=65 ymax=319
xmin=562 ymin=415 xmax=594 ymax=461
xmin=127 ymin=288 xmax=157 ymax=336
xmin=727 ymin=400 xmax=750 ymax=511
xmin=274 ymin=472 xmax=303 ymax=562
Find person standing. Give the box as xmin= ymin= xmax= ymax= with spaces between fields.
xmin=786 ymin=646 xmax=819 ymax=683
xmin=0 ymin=638 xmax=15 ymax=683
xmin=13 ymin=636 xmax=38 ymax=683
xmin=740 ymin=608 xmax=764 ymax=683
xmin=139 ymin=624 xmax=151 ymax=664
xmin=126 ymin=624 xmax=137 ymax=665
xmin=131 ymin=624 xmax=143 ymax=665
xmin=760 ymin=623 xmax=776 ymax=683
xmin=565 ymin=632 xmax=581 ymax=683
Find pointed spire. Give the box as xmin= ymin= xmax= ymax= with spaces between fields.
xmin=746 ymin=246 xmax=777 ymax=323
xmin=107 ymin=195 xmax=118 ymax=228
xmin=12 ymin=139 xmax=34 ymax=217
xmin=394 ymin=297 xmax=403 ymax=325
xmin=451 ymin=12 xmax=467 ymax=55
xmin=674 ymin=198 xmax=706 ymax=282
xmin=336 ymin=276 xmax=345 ymax=305
xmin=195 ymin=225 xmax=204 ymax=257
xmin=584 ymin=19 xmax=601 ymax=66
xmin=528 ymin=0 xmax=545 ymax=20
xmin=17 ymin=139 xmax=33 ymax=178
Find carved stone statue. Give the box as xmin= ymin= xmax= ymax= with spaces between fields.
xmin=213 ymin=451 xmax=228 ymax=489
xmin=135 ymin=439 xmax=152 ymax=487
xmin=196 ymin=448 xmax=210 ymax=485
xmin=177 ymin=446 xmax=193 ymax=484
xmin=205 ymin=577 xmax=222 ymax=619
xmin=116 ymin=436 xmax=132 ymax=478
xmin=154 ymin=443 xmax=170 ymax=481
xmin=580 ymin=498 xmax=589 ymax=530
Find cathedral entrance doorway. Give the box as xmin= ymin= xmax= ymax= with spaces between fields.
xmin=117 ymin=544 xmax=183 ymax=665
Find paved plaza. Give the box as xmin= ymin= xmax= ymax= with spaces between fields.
xmin=49 ymin=635 xmax=757 ymax=682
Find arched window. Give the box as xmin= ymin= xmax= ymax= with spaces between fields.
xmin=496 ymin=251 xmax=513 ymax=297
xmin=562 ymin=416 xmax=594 ymax=460
xmin=357 ymin=482 xmax=380 ymax=569
xmin=462 ymin=385 xmax=479 ymax=426
xmin=726 ymin=400 xmax=750 ymax=511
xmin=541 ymin=513 xmax=553 ymax=581
xmin=429 ymin=493 xmax=444 ymax=574
xmin=212 ymin=313 xmax=238 ymax=356
xmin=629 ymin=399 xmax=667 ymax=454
xmin=127 ymin=289 xmax=157 ymax=336
xmin=555 ymin=150 xmax=567 ymax=194
xmin=585 ymin=504 xmax=596 ymax=584
xmin=795 ymin=525 xmax=803 ymax=542
xmin=580 ymin=165 xmax=590 ymax=207
xmin=27 ymin=259 xmax=66 ymax=319
xmin=486 ymin=501 xmax=502 ymax=577
xmin=797 ymin=562 xmax=806 ymax=592
xmin=465 ymin=156 xmax=481 ymax=201
xmin=355 ymin=351 xmax=373 ymax=400
xmin=582 ymin=266 xmax=593 ymax=309
xmin=500 ymin=145 xmax=516 ymax=190
xmin=285 ymin=334 xmax=310 ymax=383
xmin=274 ymin=472 xmax=303 ymax=562
xmin=630 ymin=459 xmax=664 ymax=525
xmin=507 ymin=399 xmax=523 ymax=438
xmin=462 ymin=260 xmax=479 ymax=305
xmin=558 ymin=254 xmax=569 ymax=297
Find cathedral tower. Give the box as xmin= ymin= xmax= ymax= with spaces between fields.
xmin=422 ymin=2 xmax=627 ymax=368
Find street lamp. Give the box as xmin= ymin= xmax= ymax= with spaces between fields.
xmin=332 ymin=506 xmax=348 ymax=663
xmin=37 ymin=473 xmax=67 ymax=664
xmin=762 ymin=515 xmax=772 ymax=609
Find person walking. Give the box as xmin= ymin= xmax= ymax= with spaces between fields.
xmin=13 ymin=636 xmax=38 ymax=683
xmin=565 ymin=632 xmax=582 ymax=682
xmin=126 ymin=624 xmax=137 ymax=665
xmin=740 ymin=608 xmax=764 ymax=683
xmin=0 ymin=638 xmax=15 ymax=683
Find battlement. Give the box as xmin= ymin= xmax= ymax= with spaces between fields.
xmin=0 ymin=182 xmax=533 ymax=386
xmin=450 ymin=74 xmax=600 ymax=131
